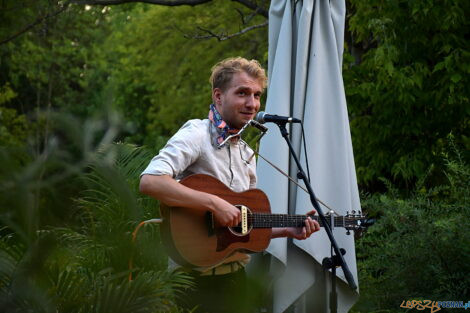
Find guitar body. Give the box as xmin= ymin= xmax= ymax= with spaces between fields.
xmin=160 ymin=174 xmax=272 ymax=268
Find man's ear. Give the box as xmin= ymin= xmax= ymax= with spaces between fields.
xmin=212 ymin=88 xmax=222 ymax=106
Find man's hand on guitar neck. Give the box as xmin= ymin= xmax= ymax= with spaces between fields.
xmin=272 ymin=210 xmax=320 ymax=240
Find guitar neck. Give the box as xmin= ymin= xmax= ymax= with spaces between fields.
xmin=250 ymin=213 xmax=346 ymax=228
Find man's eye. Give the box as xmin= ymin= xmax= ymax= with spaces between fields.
xmin=238 ymin=91 xmax=246 ymax=96
xmin=254 ymin=93 xmax=261 ymax=99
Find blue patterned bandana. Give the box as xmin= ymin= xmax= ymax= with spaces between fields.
xmin=208 ymin=103 xmax=240 ymax=146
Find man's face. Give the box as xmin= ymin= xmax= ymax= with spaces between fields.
xmin=213 ymin=71 xmax=263 ymax=129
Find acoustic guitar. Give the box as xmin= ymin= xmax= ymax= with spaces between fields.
xmin=160 ymin=174 xmax=368 ymax=268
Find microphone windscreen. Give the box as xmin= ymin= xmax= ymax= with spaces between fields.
xmin=255 ymin=111 xmax=267 ymax=124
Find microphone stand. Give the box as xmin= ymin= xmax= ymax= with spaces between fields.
xmin=322 ymin=219 xmax=347 ymax=313
xmin=274 ymin=122 xmax=357 ymax=301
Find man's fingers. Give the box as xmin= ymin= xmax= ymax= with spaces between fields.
xmin=232 ymin=217 xmax=239 ymax=227
xmin=215 ymin=207 xmax=240 ymax=227
xmin=313 ymin=220 xmax=320 ymax=232
xmin=305 ymin=217 xmax=312 ymax=235
xmin=231 ymin=209 xmax=241 ymax=227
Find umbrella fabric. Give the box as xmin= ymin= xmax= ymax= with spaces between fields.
xmin=255 ymin=0 xmax=360 ymax=312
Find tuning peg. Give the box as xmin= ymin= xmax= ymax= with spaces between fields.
xmin=346 ymin=230 xmax=351 ymax=235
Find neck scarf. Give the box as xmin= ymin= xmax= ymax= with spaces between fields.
xmin=208 ymin=103 xmax=240 ymax=146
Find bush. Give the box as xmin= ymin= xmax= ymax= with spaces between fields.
xmin=353 ymin=145 xmax=469 ymax=312
xmin=0 ymin=111 xmax=192 ymax=313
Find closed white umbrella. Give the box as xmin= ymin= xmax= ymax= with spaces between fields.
xmin=255 ymin=0 xmax=360 ymax=312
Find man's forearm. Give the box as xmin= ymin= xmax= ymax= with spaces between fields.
xmin=271 ymin=228 xmax=288 ymax=238
xmin=139 ymin=174 xmax=241 ymax=227
xmin=140 ymin=174 xmax=216 ymax=212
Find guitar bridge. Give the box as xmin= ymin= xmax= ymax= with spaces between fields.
xmin=240 ymin=205 xmax=248 ymax=235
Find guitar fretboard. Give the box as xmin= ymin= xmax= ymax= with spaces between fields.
xmin=249 ymin=213 xmax=349 ymax=228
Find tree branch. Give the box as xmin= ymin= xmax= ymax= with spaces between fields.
xmin=0 ymin=0 xmax=269 ymax=45
xmin=235 ymin=6 xmax=259 ymax=25
xmin=70 ymin=0 xmax=212 ymax=5
xmin=190 ymin=20 xmax=268 ymax=41
xmin=233 ymin=0 xmax=268 ymax=18
xmin=0 ymin=1 xmax=72 ymax=45
xmin=72 ymin=0 xmax=268 ymax=17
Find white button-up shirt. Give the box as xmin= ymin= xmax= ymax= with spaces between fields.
xmin=142 ymin=119 xmax=257 ymax=191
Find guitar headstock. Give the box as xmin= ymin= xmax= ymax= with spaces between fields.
xmin=344 ymin=210 xmax=375 ymax=235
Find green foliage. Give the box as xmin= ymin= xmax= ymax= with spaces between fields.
xmin=1 ymin=1 xmax=116 ymax=120
xmin=0 ymin=233 xmax=190 ymax=313
xmin=353 ymin=144 xmax=470 ymax=312
xmin=344 ymin=0 xmax=469 ymax=189
xmin=1 ymin=3 xmax=269 ymax=311
xmin=0 ymin=84 xmax=29 ymax=146
xmin=0 ymin=111 xmax=192 ymax=312
xmin=107 ymin=2 xmax=268 ymax=145
xmin=1 ymin=1 xmax=268 ymax=148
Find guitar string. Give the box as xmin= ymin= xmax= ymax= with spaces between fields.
xmin=245 ymin=213 xmax=360 ymax=228
xmin=246 ymin=213 xmax=355 ymax=227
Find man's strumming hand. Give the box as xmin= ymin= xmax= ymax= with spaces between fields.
xmin=209 ymin=195 xmax=241 ymax=227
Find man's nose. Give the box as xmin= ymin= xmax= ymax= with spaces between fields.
xmin=245 ymin=95 xmax=257 ymax=108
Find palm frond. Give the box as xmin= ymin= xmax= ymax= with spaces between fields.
xmin=82 ymin=270 xmax=191 ymax=313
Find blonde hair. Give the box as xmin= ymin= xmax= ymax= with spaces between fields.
xmin=210 ymin=57 xmax=267 ymax=91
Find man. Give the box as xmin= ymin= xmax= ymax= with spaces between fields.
xmin=140 ymin=57 xmax=320 ymax=312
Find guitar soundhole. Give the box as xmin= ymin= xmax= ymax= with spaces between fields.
xmin=228 ymin=205 xmax=253 ymax=236
xmin=230 ymin=225 xmax=248 ymax=236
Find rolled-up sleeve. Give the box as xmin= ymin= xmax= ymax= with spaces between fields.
xmin=141 ymin=120 xmax=204 ymax=178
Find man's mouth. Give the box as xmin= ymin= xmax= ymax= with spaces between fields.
xmin=240 ymin=112 xmax=255 ymax=118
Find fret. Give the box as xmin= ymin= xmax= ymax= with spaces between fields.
xmin=249 ymin=213 xmax=350 ymax=228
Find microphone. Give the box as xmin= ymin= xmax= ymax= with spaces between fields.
xmin=255 ymin=111 xmax=301 ymax=124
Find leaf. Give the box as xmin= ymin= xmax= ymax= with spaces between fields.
xmin=450 ymin=73 xmax=462 ymax=83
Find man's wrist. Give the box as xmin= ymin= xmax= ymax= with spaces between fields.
xmin=272 ymin=227 xmax=289 ymax=238
xmin=206 ymin=194 xmax=218 ymax=213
